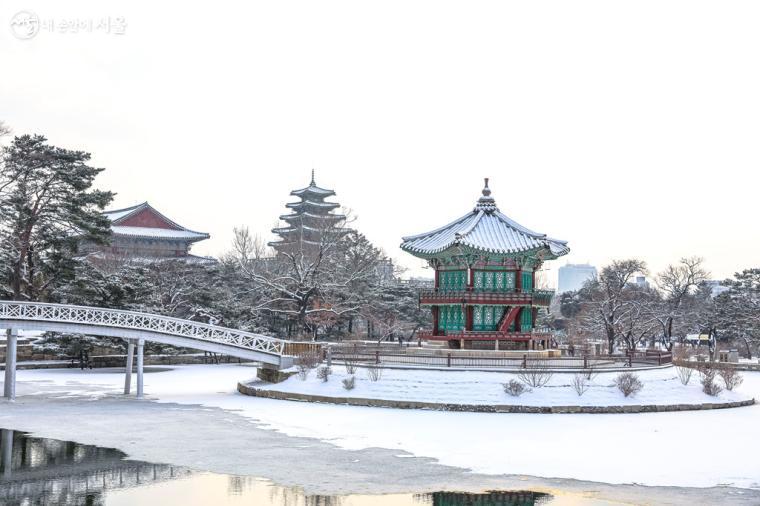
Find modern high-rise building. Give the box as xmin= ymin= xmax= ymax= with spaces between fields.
xmin=557 ymin=264 xmax=597 ymax=293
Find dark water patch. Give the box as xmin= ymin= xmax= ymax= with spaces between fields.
xmin=0 ymin=428 xmax=621 ymax=505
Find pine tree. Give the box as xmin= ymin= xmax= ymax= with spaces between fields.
xmin=0 ymin=134 xmax=113 ymax=300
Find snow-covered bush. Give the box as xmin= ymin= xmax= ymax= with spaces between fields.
xmin=614 ymin=372 xmax=643 ymax=397
xmin=366 ymin=363 xmax=383 ymax=382
xmin=342 ymin=376 xmax=356 ymax=390
xmin=295 ymin=350 xmax=320 ymax=381
xmin=317 ymin=366 xmax=332 ymax=383
xmin=698 ymin=364 xmax=723 ymax=396
xmin=718 ymin=366 xmax=743 ymax=391
xmin=297 ymin=364 xmax=310 ymax=381
xmin=517 ymin=359 xmax=553 ymax=388
xmin=503 ymin=379 xmax=527 ymax=397
xmin=572 ymin=373 xmax=590 ymax=396
xmin=675 ymin=365 xmax=694 ymax=385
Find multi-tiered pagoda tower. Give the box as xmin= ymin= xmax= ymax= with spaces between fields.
xmin=269 ymin=171 xmax=347 ymax=252
xmin=401 ymin=179 xmax=569 ymax=351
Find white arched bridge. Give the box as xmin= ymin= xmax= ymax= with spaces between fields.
xmin=0 ymin=301 xmax=303 ymax=400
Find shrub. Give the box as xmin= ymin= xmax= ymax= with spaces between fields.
xmin=316 ymin=366 xmax=332 ymax=383
xmin=675 ymin=365 xmax=694 ymax=386
xmin=572 ymin=373 xmax=590 ymax=396
xmin=517 ymin=359 xmax=553 ymax=388
xmin=717 ymin=366 xmax=743 ymax=391
xmin=296 ymin=364 xmax=310 ymax=381
xmin=582 ymin=367 xmax=599 ymax=381
xmin=366 ymin=363 xmax=383 ymax=382
xmin=342 ymin=375 xmax=356 ymax=390
xmin=699 ymin=365 xmax=723 ymax=396
xmin=503 ymin=379 xmax=528 ymax=397
xmin=614 ymin=372 xmax=643 ymax=397
xmin=294 ymin=350 xmax=321 ymax=369
xmin=343 ymin=355 xmax=358 ymax=375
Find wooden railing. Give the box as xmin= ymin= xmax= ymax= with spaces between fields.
xmin=418 ymin=288 xmax=555 ymax=306
xmin=330 ymin=346 xmax=672 ymax=369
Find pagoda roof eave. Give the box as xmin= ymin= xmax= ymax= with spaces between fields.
xmin=285 ymin=201 xmax=340 ymax=210
xmin=400 ymin=181 xmax=569 ymax=260
xmin=290 ymin=185 xmax=336 ymax=198
xmin=400 ymin=243 xmax=567 ymax=263
xmin=279 ymin=212 xmax=346 ymax=222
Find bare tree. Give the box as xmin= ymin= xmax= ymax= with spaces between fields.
xmin=575 ymin=259 xmax=648 ymax=354
xmin=0 ymin=121 xmax=11 ymax=140
xmin=227 ymin=222 xmax=383 ymax=339
xmin=618 ymin=294 xmax=659 ymax=351
xmin=655 ymin=257 xmax=709 ymax=349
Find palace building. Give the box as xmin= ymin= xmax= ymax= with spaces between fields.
xmin=81 ymin=202 xmax=210 ymax=261
xmin=269 ymin=171 xmax=347 ymax=252
xmin=400 ymin=179 xmax=569 ymax=350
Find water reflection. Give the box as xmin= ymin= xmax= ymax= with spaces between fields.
xmin=0 ymin=429 xmax=567 ymax=506
xmin=0 ymin=428 xmax=188 ymax=505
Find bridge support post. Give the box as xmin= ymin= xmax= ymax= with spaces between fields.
xmin=1 ymin=428 xmax=12 ymax=477
xmin=3 ymin=329 xmax=18 ymax=401
xmin=136 ymin=338 xmax=145 ymax=399
xmin=124 ymin=339 xmax=135 ymax=395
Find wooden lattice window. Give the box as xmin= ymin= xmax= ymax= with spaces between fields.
xmin=472 ymin=305 xmax=506 ymax=331
xmin=439 ymin=305 xmax=464 ymax=332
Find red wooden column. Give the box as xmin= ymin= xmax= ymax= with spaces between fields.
xmin=466 ymin=267 xmax=475 ymax=330
xmin=432 ymin=306 xmax=440 ymax=336
xmin=514 ymin=307 xmax=522 ymax=333
xmin=515 ymin=268 xmax=522 ymax=293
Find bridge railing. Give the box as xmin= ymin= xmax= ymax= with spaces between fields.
xmin=0 ymin=301 xmax=289 ymax=357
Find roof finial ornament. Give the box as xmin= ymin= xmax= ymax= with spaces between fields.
xmin=475 ymin=177 xmax=497 ymax=213
xmin=310 ymin=168 xmax=316 ymax=186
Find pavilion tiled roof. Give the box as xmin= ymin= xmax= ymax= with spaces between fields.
xmin=401 ymin=179 xmax=569 ymax=258
xmin=103 ymin=202 xmax=209 ymax=242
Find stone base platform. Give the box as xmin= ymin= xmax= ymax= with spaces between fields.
xmin=237 ymin=381 xmax=755 ymax=414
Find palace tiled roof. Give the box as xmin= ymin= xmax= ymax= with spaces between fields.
xmin=103 ymin=202 xmax=210 ymax=242
xmin=401 ymin=180 xmax=569 ymax=258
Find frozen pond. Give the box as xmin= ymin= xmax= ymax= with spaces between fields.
xmin=0 ymin=429 xmax=616 ymax=505
xmin=2 ymin=365 xmax=760 ymax=505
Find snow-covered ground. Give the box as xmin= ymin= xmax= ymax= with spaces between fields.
xmin=254 ymin=365 xmax=750 ymax=407
xmin=6 ymin=365 xmax=760 ymax=490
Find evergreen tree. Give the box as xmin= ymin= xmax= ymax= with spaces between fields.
xmin=0 ymin=134 xmax=113 ymax=300
xmin=714 ymin=268 xmax=760 ymax=358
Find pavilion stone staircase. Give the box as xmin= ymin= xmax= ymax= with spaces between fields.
xmin=497 ymin=306 xmax=522 ymax=332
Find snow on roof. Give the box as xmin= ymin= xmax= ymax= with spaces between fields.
xmin=401 ymin=179 xmax=569 ymax=258
xmin=280 ymin=211 xmax=346 ymax=222
xmin=286 ymin=200 xmax=340 ymax=210
xmin=103 ymin=203 xmax=144 ymax=222
xmin=111 ymin=226 xmax=209 ymax=241
xmin=290 ymin=170 xmax=337 ymax=198
xmin=103 ymin=202 xmax=209 ymax=242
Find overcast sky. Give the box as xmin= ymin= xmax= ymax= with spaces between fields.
xmin=2 ymin=1 xmax=758 ymax=285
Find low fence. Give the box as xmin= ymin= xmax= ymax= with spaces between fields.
xmin=673 ymin=358 xmax=760 ymax=372
xmin=329 ymin=346 xmax=671 ymax=370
